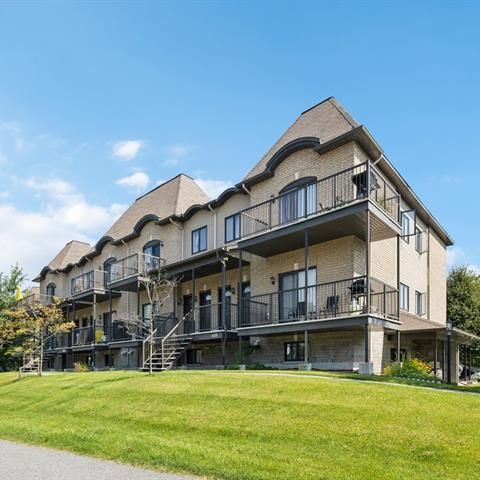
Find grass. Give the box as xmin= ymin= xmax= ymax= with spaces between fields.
xmin=0 ymin=370 xmax=479 ymax=480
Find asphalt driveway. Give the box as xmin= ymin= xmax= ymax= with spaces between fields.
xmin=0 ymin=440 xmax=199 ymax=480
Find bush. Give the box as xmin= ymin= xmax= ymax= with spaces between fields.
xmin=73 ymin=362 xmax=90 ymax=372
xmin=384 ymin=358 xmax=431 ymax=379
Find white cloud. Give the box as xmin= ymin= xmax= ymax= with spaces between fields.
xmin=162 ymin=143 xmax=195 ymax=167
xmin=0 ymin=176 xmax=128 ymax=281
xmin=194 ymin=178 xmax=233 ymax=199
xmin=0 ymin=191 xmax=10 ymax=199
xmin=116 ymin=172 xmax=150 ymax=192
xmin=447 ymin=246 xmax=480 ymax=274
xmin=112 ymin=140 xmax=145 ymax=160
xmin=23 ymin=177 xmax=76 ymax=199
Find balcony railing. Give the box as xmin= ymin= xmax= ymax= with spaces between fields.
xmin=72 ymin=326 xmax=94 ymax=346
xmin=71 ymin=270 xmax=104 ymax=295
xmin=239 ymin=276 xmax=398 ymax=328
xmin=17 ymin=292 xmax=55 ymax=307
xmin=185 ymin=303 xmax=238 ymax=333
xmin=109 ymin=319 xmax=145 ymax=342
xmin=45 ymin=332 xmax=72 ymax=350
xmin=107 ymin=252 xmax=165 ymax=285
xmin=237 ymin=162 xmax=400 ymax=240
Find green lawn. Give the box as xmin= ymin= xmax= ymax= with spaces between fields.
xmin=0 ymin=371 xmax=479 ymax=480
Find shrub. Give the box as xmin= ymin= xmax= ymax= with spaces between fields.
xmin=384 ymin=358 xmax=431 ymax=379
xmin=73 ymin=362 xmax=90 ymax=372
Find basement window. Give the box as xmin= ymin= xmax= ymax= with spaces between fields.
xmin=284 ymin=341 xmax=305 ymax=362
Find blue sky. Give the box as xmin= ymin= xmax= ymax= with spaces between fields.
xmin=0 ymin=1 xmax=479 ymax=281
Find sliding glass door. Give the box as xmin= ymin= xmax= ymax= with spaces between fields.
xmin=279 ymin=268 xmax=316 ymax=321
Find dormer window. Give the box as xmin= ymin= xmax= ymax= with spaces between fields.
xmin=103 ymin=257 xmax=117 ymax=286
xmin=46 ymin=283 xmax=56 ymax=299
xmin=143 ymin=240 xmax=161 ymax=271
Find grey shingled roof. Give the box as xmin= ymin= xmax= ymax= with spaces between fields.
xmin=244 ymin=97 xmax=358 ymax=181
xmin=103 ymin=174 xmax=210 ymax=241
xmin=47 ymin=240 xmax=92 ymax=270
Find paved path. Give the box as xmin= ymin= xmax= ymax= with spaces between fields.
xmin=0 ymin=440 xmax=200 ymax=480
xmin=216 ymin=371 xmax=480 ymax=396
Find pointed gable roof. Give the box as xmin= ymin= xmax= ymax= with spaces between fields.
xmin=103 ymin=174 xmax=209 ymax=241
xmin=243 ymin=97 xmax=359 ymax=181
xmin=47 ymin=240 xmax=92 ymax=271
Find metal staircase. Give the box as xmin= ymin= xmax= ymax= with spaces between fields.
xmin=142 ymin=313 xmax=191 ymax=372
xmin=19 ymin=333 xmax=56 ymax=376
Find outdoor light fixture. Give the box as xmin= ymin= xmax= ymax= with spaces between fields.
xmin=270 ymin=276 xmax=275 ymax=285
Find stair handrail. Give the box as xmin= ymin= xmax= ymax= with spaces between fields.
xmin=161 ymin=312 xmax=191 ymax=370
xmin=142 ymin=324 xmax=159 ymax=373
xmin=19 ymin=332 xmax=57 ymax=376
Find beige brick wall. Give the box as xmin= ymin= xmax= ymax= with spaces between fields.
xmin=249 ymin=143 xmax=358 ymax=205
xmin=371 ymin=237 xmax=397 ymax=287
xmin=428 ymin=230 xmax=447 ymax=325
xmin=249 ymin=235 xmax=365 ymax=296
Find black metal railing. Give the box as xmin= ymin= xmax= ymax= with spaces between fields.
xmin=45 ymin=332 xmax=72 ymax=350
xmin=107 ymin=252 xmax=165 ymax=285
xmin=71 ymin=270 xmax=104 ymax=295
xmin=237 ymin=162 xmax=400 ymax=239
xmin=183 ymin=303 xmax=238 ymax=333
xmin=239 ymin=276 xmax=398 ymax=327
xmin=72 ymin=326 xmax=94 ymax=346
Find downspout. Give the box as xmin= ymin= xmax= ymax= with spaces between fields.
xmin=208 ymin=204 xmax=217 ymax=249
xmin=121 ymin=240 xmax=131 ymax=317
xmin=241 ymin=183 xmax=251 ymax=195
xmin=170 ymin=218 xmax=184 ymax=260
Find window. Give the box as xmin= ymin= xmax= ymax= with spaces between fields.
xmin=284 ymin=342 xmax=305 ymax=362
xmin=401 ymin=212 xmax=411 ymax=243
xmin=103 ymin=257 xmax=116 ymax=285
xmin=186 ymin=349 xmax=202 ymax=365
xmin=46 ymin=283 xmax=56 ymax=299
xmin=225 ymin=213 xmax=241 ymax=243
xmin=192 ymin=226 xmax=207 ymax=254
xmin=143 ymin=240 xmax=161 ymax=272
xmin=279 ymin=177 xmax=317 ymax=225
xmin=415 ymin=291 xmax=425 ymax=316
xmin=390 ymin=348 xmax=407 ymax=362
xmin=400 ymin=283 xmax=409 ymax=311
xmin=415 ymin=227 xmax=423 ymax=253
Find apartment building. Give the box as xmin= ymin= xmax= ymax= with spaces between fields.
xmin=30 ymin=97 xmax=477 ymax=382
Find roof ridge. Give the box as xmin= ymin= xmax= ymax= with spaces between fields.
xmin=135 ymin=173 xmax=192 ymax=201
xmin=300 ymin=96 xmax=335 ymax=115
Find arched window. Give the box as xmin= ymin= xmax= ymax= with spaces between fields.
xmin=103 ymin=257 xmax=117 ymax=286
xmin=279 ymin=176 xmax=317 ymax=224
xmin=143 ymin=240 xmax=161 ymax=271
xmin=46 ymin=283 xmax=56 ymax=299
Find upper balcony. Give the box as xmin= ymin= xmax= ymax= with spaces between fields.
xmin=236 ymin=162 xmax=400 ymax=256
xmin=70 ymin=269 xmax=117 ymax=303
xmin=107 ymin=252 xmax=166 ymax=291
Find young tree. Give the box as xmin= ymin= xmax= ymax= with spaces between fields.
xmin=447 ymin=265 xmax=480 ymax=365
xmin=3 ymin=298 xmax=74 ymax=376
xmin=0 ymin=265 xmax=26 ymax=371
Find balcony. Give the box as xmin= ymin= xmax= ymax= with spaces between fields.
xmin=236 ymin=163 xmax=400 ymax=256
xmin=17 ymin=292 xmax=55 ymax=308
xmin=45 ymin=332 xmax=72 ymax=350
xmin=71 ymin=270 xmax=104 ymax=296
xmin=238 ymin=276 xmax=398 ymax=332
xmin=107 ymin=252 xmax=166 ymax=292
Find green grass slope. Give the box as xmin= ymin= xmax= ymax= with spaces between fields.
xmin=0 ymin=371 xmax=478 ymax=480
